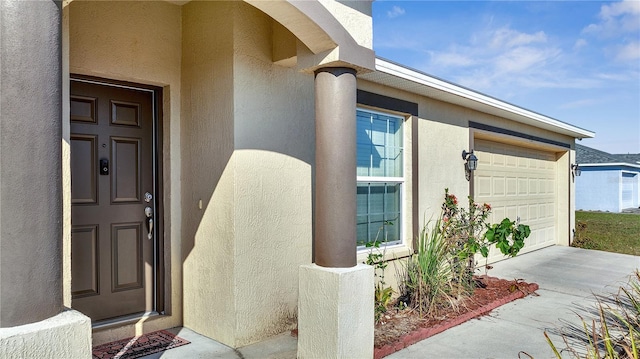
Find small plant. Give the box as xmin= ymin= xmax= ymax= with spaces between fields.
xmin=403 ymin=219 xmax=461 ymax=318
xmin=365 ymin=221 xmax=395 ymax=324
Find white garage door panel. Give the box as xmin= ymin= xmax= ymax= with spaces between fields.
xmin=474 ymin=140 xmax=558 ymax=264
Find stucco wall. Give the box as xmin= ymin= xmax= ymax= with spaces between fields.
xmin=180 ymin=2 xmax=314 ymax=346
xmin=232 ymin=3 xmax=314 ymax=345
xmin=67 ymin=0 xmax=183 ymax=344
xmin=180 ymin=0 xmax=237 ymax=346
xmin=576 ymin=168 xmax=623 ymax=212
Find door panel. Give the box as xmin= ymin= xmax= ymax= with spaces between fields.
xmin=71 ymin=225 xmax=99 ymax=298
xmin=71 ymin=135 xmax=97 ymax=204
xmin=111 ymin=137 xmax=141 ymax=203
xmin=112 ymin=223 xmax=143 ymax=291
xmin=70 ymin=79 xmax=155 ymax=322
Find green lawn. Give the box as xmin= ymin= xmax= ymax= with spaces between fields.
xmin=574 ymin=211 xmax=640 ymax=256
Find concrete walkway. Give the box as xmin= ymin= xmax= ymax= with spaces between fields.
xmin=140 ymin=246 xmax=639 ymax=358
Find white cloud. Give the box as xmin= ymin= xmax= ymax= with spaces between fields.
xmin=582 ymin=1 xmax=640 ymax=64
xmin=573 ymin=39 xmax=588 ymax=50
xmin=488 ymin=28 xmax=547 ymax=49
xmin=387 ymin=6 xmax=405 ymax=19
xmin=559 ymin=98 xmax=604 ymax=110
xmin=600 ymin=0 xmax=640 ymax=20
xmin=423 ymin=26 xmax=567 ymax=92
xmin=583 ymin=0 xmax=640 ymax=37
xmin=429 ymin=51 xmax=476 ymax=67
xmin=596 ymin=72 xmax=633 ymax=81
xmin=494 ymin=46 xmax=559 ymax=74
xmin=616 ymin=41 xmax=640 ymax=61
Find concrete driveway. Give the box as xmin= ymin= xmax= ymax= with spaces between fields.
xmin=139 ymin=246 xmax=639 ymax=359
xmin=388 ymin=246 xmax=640 ymax=358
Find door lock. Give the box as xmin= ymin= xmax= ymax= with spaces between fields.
xmin=99 ymin=159 xmax=109 ymax=175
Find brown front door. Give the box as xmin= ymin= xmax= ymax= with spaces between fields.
xmin=70 ymin=79 xmax=157 ymax=322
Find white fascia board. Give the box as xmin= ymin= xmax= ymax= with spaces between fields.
xmin=579 ymin=163 xmax=640 ymax=169
xmin=371 ymin=58 xmax=595 ymax=140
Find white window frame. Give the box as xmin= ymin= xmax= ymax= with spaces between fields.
xmin=356 ymin=107 xmax=405 ymax=250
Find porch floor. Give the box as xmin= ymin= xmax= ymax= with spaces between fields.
xmin=138 ymin=327 xmax=297 ymax=359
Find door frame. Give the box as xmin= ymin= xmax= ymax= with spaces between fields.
xmin=70 ymin=74 xmax=165 ymax=323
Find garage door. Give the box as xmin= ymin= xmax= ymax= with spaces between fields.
xmin=474 ymin=139 xmax=558 ymax=263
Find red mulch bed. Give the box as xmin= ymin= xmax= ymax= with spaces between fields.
xmin=373 ymin=275 xmax=539 ymax=359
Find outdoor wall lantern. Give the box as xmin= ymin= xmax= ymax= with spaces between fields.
xmin=571 ymin=163 xmax=581 ymax=177
xmin=462 ymin=150 xmax=478 ymax=181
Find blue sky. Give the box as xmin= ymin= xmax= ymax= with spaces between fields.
xmin=372 ymin=0 xmax=640 ymax=154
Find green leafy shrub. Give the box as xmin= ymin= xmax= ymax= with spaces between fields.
xmin=441 ymin=189 xmax=531 ymax=288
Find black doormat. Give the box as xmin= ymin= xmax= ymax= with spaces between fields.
xmin=92 ymin=329 xmax=190 ymax=359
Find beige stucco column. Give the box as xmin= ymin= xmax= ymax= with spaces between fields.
xmin=0 ymin=1 xmax=91 ymax=356
xmin=0 ymin=0 xmax=63 ymax=329
xmin=314 ymin=67 xmax=358 ymax=268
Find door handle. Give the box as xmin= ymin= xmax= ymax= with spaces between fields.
xmin=145 ymin=206 xmax=153 ymax=240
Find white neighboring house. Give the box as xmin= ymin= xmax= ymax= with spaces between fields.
xmin=576 ymin=144 xmax=640 ymax=212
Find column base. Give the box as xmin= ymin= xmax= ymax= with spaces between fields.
xmin=298 ymin=263 xmax=374 ymax=359
xmin=0 ymin=309 xmax=92 ymax=358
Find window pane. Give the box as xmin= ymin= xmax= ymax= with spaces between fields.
xmin=356 ymin=110 xmax=403 ymax=177
xmin=383 ymin=215 xmax=400 ymax=242
xmin=356 ymin=182 xmax=402 ymax=247
xmin=385 ymin=147 xmax=403 ymax=177
xmin=384 ymin=183 xmax=401 ymax=213
xmin=356 ymin=144 xmax=371 ymax=176
xmin=369 ymin=184 xmax=385 ymax=213
xmin=371 ymin=146 xmax=385 ymax=176
xmin=356 ymin=185 xmax=368 ymax=213
xmin=356 ymin=215 xmax=369 ymax=247
xmin=370 ymin=119 xmax=387 ymax=146
xmin=368 ymin=214 xmax=385 ymax=242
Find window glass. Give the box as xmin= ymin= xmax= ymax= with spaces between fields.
xmin=356 ymin=108 xmax=404 ymax=248
xmin=356 ymin=110 xmax=403 ymax=178
xmin=356 ymin=183 xmax=401 ymax=246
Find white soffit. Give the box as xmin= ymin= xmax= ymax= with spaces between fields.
xmin=360 ymin=58 xmax=595 ymax=140
xmin=580 ymin=163 xmax=640 ymax=169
